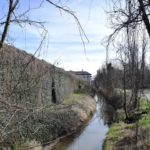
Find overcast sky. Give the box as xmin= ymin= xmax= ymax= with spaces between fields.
xmin=6 ymin=0 xmax=116 ymax=75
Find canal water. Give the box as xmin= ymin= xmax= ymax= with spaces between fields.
xmin=51 ymin=96 xmax=109 ymax=150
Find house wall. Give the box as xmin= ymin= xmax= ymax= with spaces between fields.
xmin=76 ymin=74 xmax=91 ymax=81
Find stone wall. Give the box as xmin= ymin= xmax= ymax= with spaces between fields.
xmin=0 ymin=45 xmax=87 ymax=108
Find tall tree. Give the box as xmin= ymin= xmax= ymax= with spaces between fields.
xmin=106 ymin=0 xmax=148 ymax=116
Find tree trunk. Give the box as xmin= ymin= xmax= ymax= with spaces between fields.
xmin=138 ymin=0 xmax=150 ymax=37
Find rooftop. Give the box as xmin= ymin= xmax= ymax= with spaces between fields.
xmin=70 ymin=71 xmax=92 ymax=76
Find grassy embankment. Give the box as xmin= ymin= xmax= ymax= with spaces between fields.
xmin=104 ymin=98 xmax=150 ymax=150
xmin=12 ymin=94 xmax=96 ymax=150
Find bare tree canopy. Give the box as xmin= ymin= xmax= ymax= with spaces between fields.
xmin=0 ymin=0 xmax=87 ymax=51
xmin=107 ymin=0 xmax=150 ymax=42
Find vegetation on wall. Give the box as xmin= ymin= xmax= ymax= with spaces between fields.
xmin=0 ymin=45 xmax=92 ymax=149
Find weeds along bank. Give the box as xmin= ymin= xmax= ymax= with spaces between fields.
xmin=13 ymin=94 xmax=96 ymax=150
xmin=0 ymin=45 xmax=95 ymax=149
xmin=103 ymin=97 xmax=150 ymax=150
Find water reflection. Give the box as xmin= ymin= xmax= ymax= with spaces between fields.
xmin=51 ymin=95 xmax=109 ymax=150
xmin=98 ymin=96 xmax=117 ymax=125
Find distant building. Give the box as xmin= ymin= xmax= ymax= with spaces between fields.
xmin=70 ymin=70 xmax=92 ymax=81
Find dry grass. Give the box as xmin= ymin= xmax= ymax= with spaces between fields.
xmin=12 ymin=94 xmax=96 ymax=150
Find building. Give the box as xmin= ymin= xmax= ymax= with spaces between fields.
xmin=70 ymin=70 xmax=92 ymax=81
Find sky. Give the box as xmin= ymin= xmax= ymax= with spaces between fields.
xmin=2 ymin=0 xmax=116 ymax=76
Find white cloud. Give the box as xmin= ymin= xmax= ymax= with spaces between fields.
xmin=9 ymin=0 xmax=115 ymax=76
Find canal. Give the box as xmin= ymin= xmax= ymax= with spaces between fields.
xmin=51 ymin=96 xmax=109 ymax=150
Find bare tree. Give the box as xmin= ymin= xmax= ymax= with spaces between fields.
xmin=0 ymin=0 xmax=88 ymax=52
xmin=0 ymin=0 xmax=19 ymax=50
xmin=106 ymin=0 xmax=149 ymax=110
xmin=107 ymin=0 xmax=150 ymax=40
xmin=105 ymin=1 xmax=150 ymax=147
xmin=0 ymin=1 xmax=88 ymax=149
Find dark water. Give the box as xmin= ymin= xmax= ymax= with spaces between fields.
xmin=51 ymin=96 xmax=109 ymax=150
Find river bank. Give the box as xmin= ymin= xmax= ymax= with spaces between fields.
xmin=103 ymin=98 xmax=150 ymax=150
xmin=51 ymin=96 xmax=108 ymax=150
xmin=12 ymin=94 xmax=96 ymax=150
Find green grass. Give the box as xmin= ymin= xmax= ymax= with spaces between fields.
xmin=12 ymin=142 xmax=25 ymax=150
xmin=139 ymin=98 xmax=150 ymax=128
xmin=139 ymin=114 xmax=150 ymax=128
xmin=44 ymin=94 xmax=89 ymax=113
xmin=62 ymin=94 xmax=86 ymax=105
xmin=103 ymin=122 xmax=135 ymax=150
xmin=104 ymin=98 xmax=150 ymax=150
xmin=139 ymin=98 xmax=150 ymax=112
xmin=107 ymin=123 xmax=123 ymax=142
